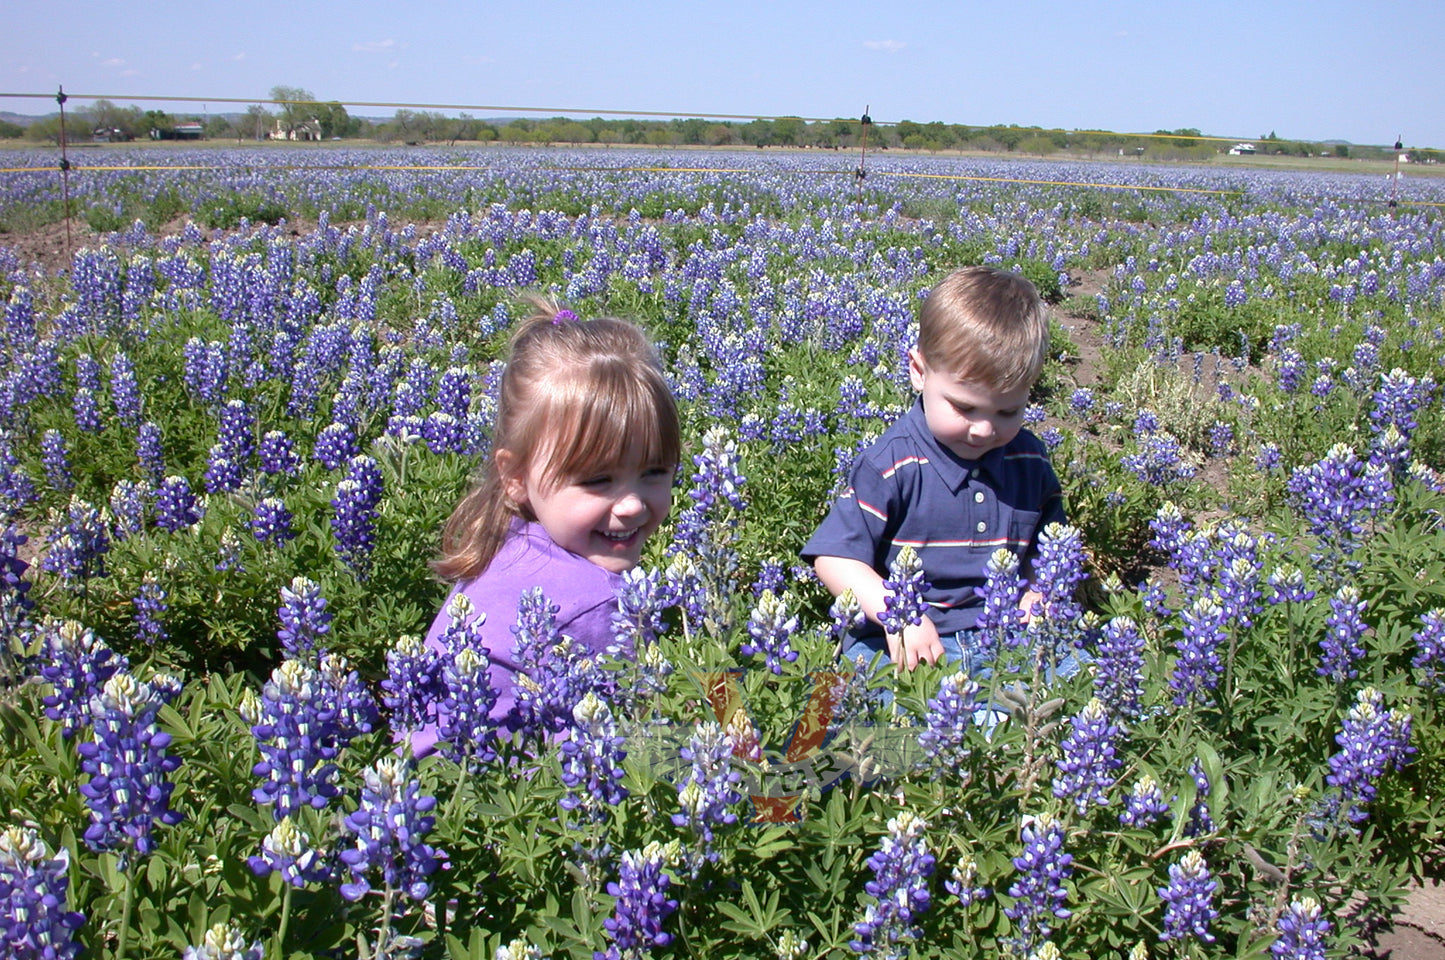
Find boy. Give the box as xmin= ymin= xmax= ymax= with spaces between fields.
xmin=802 ymin=266 xmax=1064 ymax=671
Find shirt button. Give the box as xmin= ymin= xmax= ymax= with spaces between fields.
xmin=974 ymin=491 xmax=985 ymax=503
xmin=976 ymin=521 xmax=987 ymax=533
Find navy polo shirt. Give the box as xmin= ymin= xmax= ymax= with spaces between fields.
xmin=802 ymin=398 xmax=1065 ymax=639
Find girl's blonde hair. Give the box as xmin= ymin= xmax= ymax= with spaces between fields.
xmin=434 ymin=297 xmax=681 ymax=582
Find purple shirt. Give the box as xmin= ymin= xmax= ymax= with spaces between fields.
xmin=802 ymin=398 xmax=1065 ymax=639
xmin=413 ymin=519 xmax=622 ymax=755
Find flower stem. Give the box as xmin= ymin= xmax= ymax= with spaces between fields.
xmin=115 ymin=853 xmax=137 ymax=960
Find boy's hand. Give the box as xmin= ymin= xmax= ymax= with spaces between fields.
xmin=1018 ymin=588 xmax=1044 ymax=623
xmin=888 ymin=617 xmax=945 ymax=670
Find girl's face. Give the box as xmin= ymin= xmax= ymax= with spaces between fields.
xmin=503 ymin=442 xmax=676 ymax=573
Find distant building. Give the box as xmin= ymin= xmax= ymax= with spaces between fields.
xmin=1228 ymin=143 xmax=1256 ymax=155
xmin=271 ymin=117 xmax=322 ymax=141
xmin=174 ymin=122 xmax=204 ymax=140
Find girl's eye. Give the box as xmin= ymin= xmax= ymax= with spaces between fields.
xmin=645 ymin=466 xmax=675 ymax=480
xmin=579 ymin=475 xmax=611 ymax=487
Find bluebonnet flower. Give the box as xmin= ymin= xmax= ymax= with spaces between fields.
xmin=1005 ymin=813 xmax=1073 ymax=951
xmin=438 ymin=646 xmax=500 ymax=770
xmin=851 ymin=811 xmax=935 ymax=959
xmin=1119 ymin=776 xmax=1171 ymax=828
xmin=77 ymin=671 xmax=184 ymax=859
xmin=1319 ymin=585 xmax=1368 ymax=682
xmin=671 ymin=722 xmax=742 ymax=864
xmin=1093 ymin=616 xmax=1145 ymax=719
xmin=879 ymin=546 xmax=929 ymax=639
xmin=136 ymin=421 xmax=165 ymax=486
xmin=40 ymin=430 xmax=73 ymax=492
xmin=1276 ymin=347 xmax=1305 ymax=393
xmin=204 ymin=444 xmax=244 ymax=494
xmin=258 ymin=430 xmax=301 ymax=476
xmin=1053 ymin=698 xmax=1124 ymax=815
xmin=1287 ymin=443 xmax=1393 ymax=569
xmin=1325 ymin=686 xmax=1414 ymax=823
xmin=215 ymin=527 xmax=244 ymax=574
xmin=337 ymin=759 xmax=446 ymax=900
xmin=153 ymin=475 xmax=202 ymax=532
xmin=741 ymin=590 xmax=800 ymax=675
xmin=0 ymin=825 xmax=85 ymax=960
xmin=1068 ymin=388 xmax=1096 ymax=417
xmin=1147 ymin=502 xmax=1191 ymax=558
xmin=1122 ymin=432 xmax=1196 ymax=486
xmin=313 ymin=422 xmax=358 ymax=472
xmin=0 ymin=524 xmax=32 ymax=620
xmin=598 ymin=840 xmax=681 ymax=960
xmin=918 ymin=672 xmax=981 ymax=770
xmin=381 ymin=634 xmax=443 ymax=738
xmin=38 ymin=619 xmax=128 ymax=738
xmin=1266 ymin=564 xmax=1316 ymax=605
xmin=669 ymin=424 xmax=747 ymax=559
xmin=1369 ymin=368 xmax=1434 ymax=437
xmin=944 ymin=852 xmax=990 ymax=908
xmin=216 ymin=399 xmax=254 ymax=461
xmin=1411 ymin=609 xmax=1445 ymax=693
xmin=247 ymin=816 xmax=330 ymax=887
xmin=1030 ymin=522 xmax=1087 ymax=629
xmin=40 ymin=498 xmax=110 ymax=587
xmin=1255 ymin=442 xmax=1283 ymax=473
xmin=182 ymin=923 xmax=264 ymax=960
xmin=109 ymin=351 xmax=142 ymax=427
xmin=249 ymin=497 xmax=294 ymax=547
xmin=1271 ymin=897 xmax=1330 ymax=960
xmin=108 ymin=479 xmax=150 ymax=541
xmin=1171 ymin=596 xmax=1226 ymax=707
xmin=182 ymin=337 xmax=228 ymax=406
xmin=976 ymin=548 xmax=1026 ymax=657
xmin=1158 ymin=850 xmax=1218 ymax=944
xmin=830 ymin=589 xmax=865 ymax=650
xmin=559 ymin=692 xmax=629 ymax=819
xmin=72 ymin=387 xmax=101 ymax=433
xmin=1184 ymin=759 xmax=1215 ymax=837
xmin=244 ymin=659 xmax=345 ymax=818
xmin=1133 ymin=409 xmax=1161 ymax=435
xmin=511 ymin=590 xmax=611 ymax=737
xmin=317 ymin=651 xmax=380 ymax=744
xmin=331 ymin=455 xmax=383 ymax=576
xmin=276 ymin=576 xmax=331 ymax=657
xmin=132 ymin=572 xmax=167 ymax=644
xmin=1208 ymin=420 xmax=1234 ymax=458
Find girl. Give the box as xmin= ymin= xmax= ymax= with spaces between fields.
xmin=415 ymin=299 xmax=681 ymax=753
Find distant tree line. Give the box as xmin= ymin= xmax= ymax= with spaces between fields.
xmin=3 ymin=88 xmax=1436 ymax=162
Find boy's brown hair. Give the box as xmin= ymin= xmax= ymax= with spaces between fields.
xmin=917 ymin=266 xmax=1048 ymax=391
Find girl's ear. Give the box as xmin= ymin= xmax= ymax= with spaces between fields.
xmin=495 ymin=449 xmax=528 ymax=507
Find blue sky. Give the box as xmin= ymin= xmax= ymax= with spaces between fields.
xmin=8 ymin=0 xmax=1444 ymax=148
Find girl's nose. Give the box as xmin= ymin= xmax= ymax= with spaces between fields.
xmin=614 ymin=491 xmax=647 ymax=517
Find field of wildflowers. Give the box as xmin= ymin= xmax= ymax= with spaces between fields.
xmin=1 ymin=146 xmax=1444 ymax=960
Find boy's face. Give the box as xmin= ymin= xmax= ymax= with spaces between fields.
xmin=909 ymin=349 xmax=1030 ymax=461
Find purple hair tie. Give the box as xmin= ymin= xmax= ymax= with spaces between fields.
xmin=552 ymin=309 xmax=578 ymax=325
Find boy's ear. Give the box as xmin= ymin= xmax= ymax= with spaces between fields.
xmin=907 ymin=348 xmax=928 ymax=392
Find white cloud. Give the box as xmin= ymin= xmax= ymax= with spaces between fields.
xmin=190 ymin=62 xmax=203 ymax=71
xmin=863 ymin=40 xmax=906 ymax=54
xmin=101 ymin=58 xmax=126 ymax=68
xmin=231 ymin=52 xmax=246 ymax=62
xmin=353 ymin=39 xmax=399 ymax=54
xmin=120 ymin=68 xmax=140 ymax=77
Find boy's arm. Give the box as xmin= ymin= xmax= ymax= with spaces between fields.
xmin=813 ymin=555 xmax=945 ymax=669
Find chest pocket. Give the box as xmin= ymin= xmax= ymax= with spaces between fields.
xmin=1007 ymin=509 xmax=1043 ymax=554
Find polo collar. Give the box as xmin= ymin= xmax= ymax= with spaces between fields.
xmin=903 ymin=398 xmax=1006 ymax=494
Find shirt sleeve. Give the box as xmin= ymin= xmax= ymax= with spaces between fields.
xmin=800 ymin=454 xmax=898 ymax=572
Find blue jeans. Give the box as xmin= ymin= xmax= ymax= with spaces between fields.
xmin=839 ymin=628 xmax=1086 ymax=731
